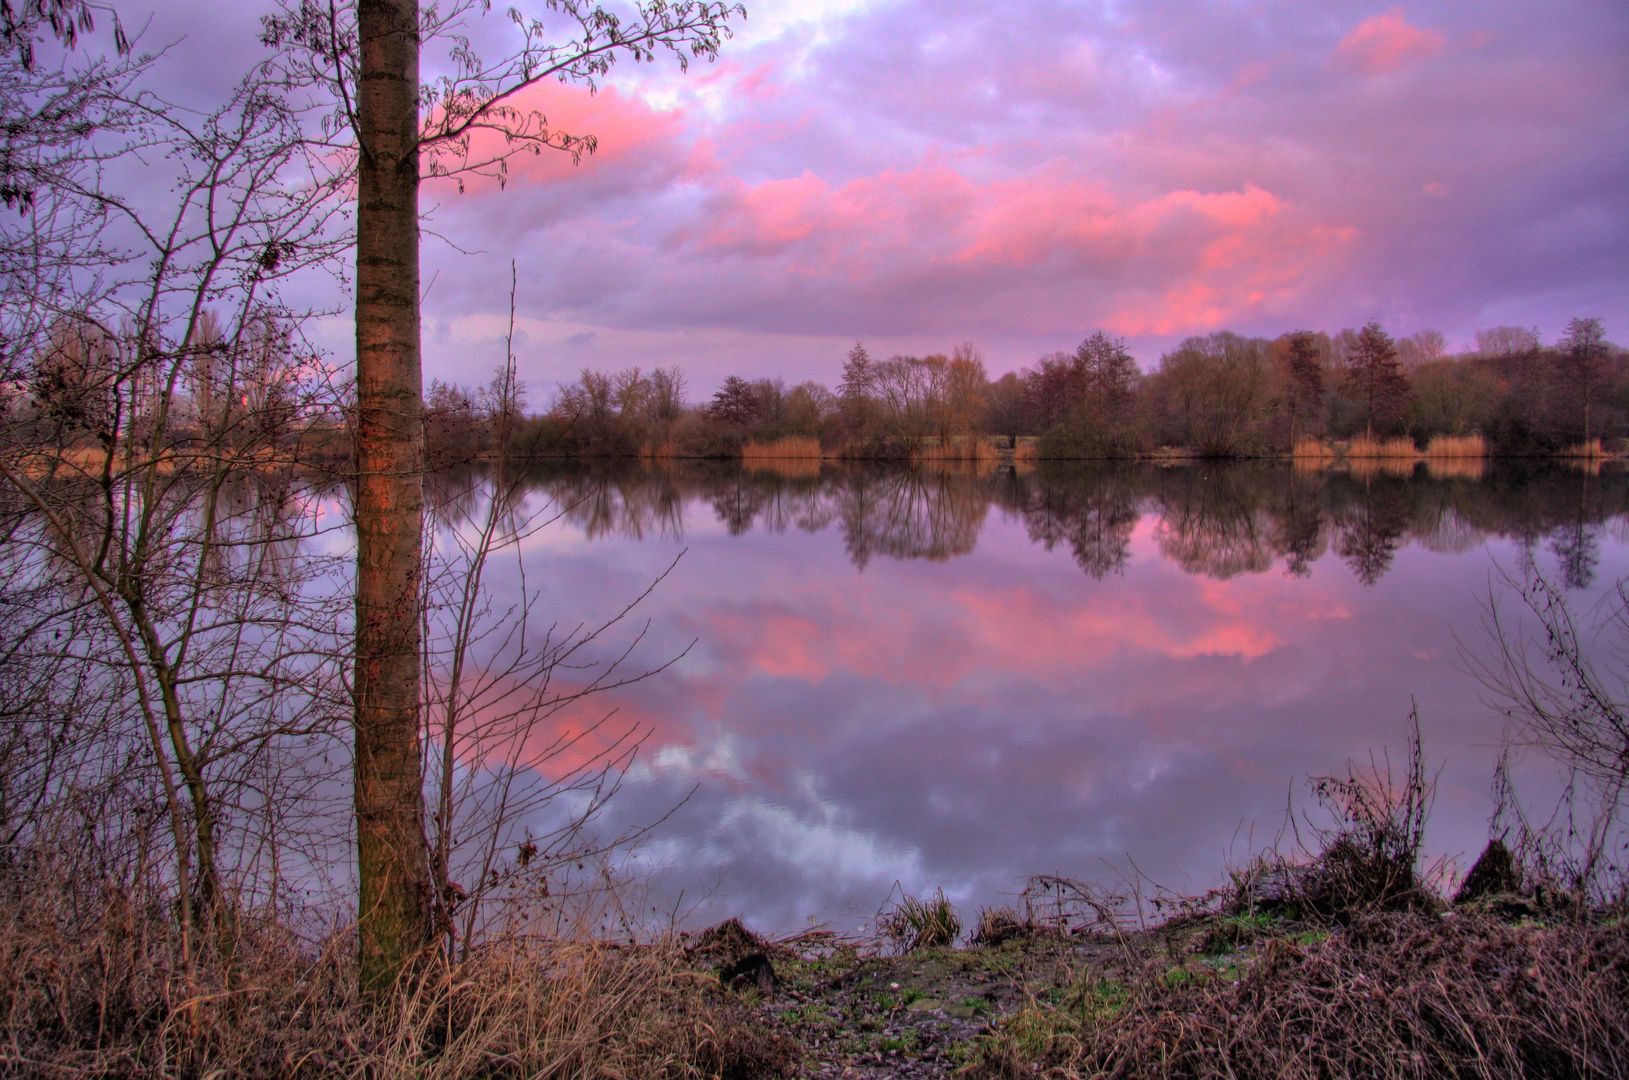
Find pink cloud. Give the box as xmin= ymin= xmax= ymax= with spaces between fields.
xmin=434 ymin=82 xmax=688 ymax=193
xmin=1334 ymin=9 xmax=1447 ymax=75
xmin=691 ymin=161 xmax=1354 ymax=336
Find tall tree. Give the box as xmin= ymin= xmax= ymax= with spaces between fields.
xmin=1559 ymin=316 xmax=1608 ymax=446
xmin=1282 ymin=330 xmax=1324 ymax=447
xmin=352 ymin=0 xmax=431 ymax=993
xmin=1343 ymin=321 xmax=1411 ymax=439
xmin=267 ymin=0 xmax=744 ymax=993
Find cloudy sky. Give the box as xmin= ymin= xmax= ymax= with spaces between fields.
xmin=136 ymin=0 xmax=1628 ymax=395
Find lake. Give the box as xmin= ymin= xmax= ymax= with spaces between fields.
xmin=436 ymin=458 xmax=1629 ymax=934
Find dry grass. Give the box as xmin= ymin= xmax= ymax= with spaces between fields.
xmin=971 ymin=913 xmax=1629 ymax=1080
xmin=741 ymin=436 xmax=823 ymax=478
xmin=1291 ymin=437 xmax=1336 ymax=461
xmin=0 ymin=870 xmax=793 ymax=1079
xmin=914 ymin=436 xmax=998 ymax=463
xmin=1346 ymin=436 xmax=1420 ymax=459
xmin=640 ymin=439 xmax=677 ymax=460
xmin=877 ymin=889 xmax=962 ymax=952
xmin=740 ymin=436 xmax=823 ymax=462
xmin=1425 ymin=433 xmax=1487 ymax=459
xmin=1561 ymin=438 xmax=1610 ymax=459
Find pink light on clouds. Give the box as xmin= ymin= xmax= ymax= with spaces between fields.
xmin=1333 ymin=8 xmax=1447 ymax=75
xmin=440 ymin=81 xmax=688 ymax=193
xmin=691 ymin=162 xmax=1356 ymax=336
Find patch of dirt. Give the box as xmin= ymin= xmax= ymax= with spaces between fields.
xmin=735 ymin=937 xmax=1100 ymax=1078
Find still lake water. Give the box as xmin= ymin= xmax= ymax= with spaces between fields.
xmin=447 ymin=459 xmax=1629 ymax=933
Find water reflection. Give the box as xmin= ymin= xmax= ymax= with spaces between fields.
xmin=507 ymin=459 xmax=1629 ymax=589
xmin=443 ymin=459 xmax=1629 ymax=931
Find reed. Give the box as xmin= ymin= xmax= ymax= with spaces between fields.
xmin=1346 ymin=436 xmax=1420 ymax=459
xmin=1291 ymin=437 xmax=1337 ymax=461
xmin=639 ymin=439 xmax=677 ymax=460
xmin=740 ymin=435 xmax=823 ymax=462
xmin=1424 ymin=433 xmax=1486 ymax=459
xmin=1560 ymin=437 xmax=1607 ymax=459
xmin=914 ymin=436 xmax=998 ymax=463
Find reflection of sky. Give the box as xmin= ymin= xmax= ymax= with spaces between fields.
xmin=478 ymin=470 xmax=1628 ymax=932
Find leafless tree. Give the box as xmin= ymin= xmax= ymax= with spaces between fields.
xmin=0 ymin=22 xmax=357 ymax=967
xmin=1472 ymin=570 xmax=1629 ymax=902
xmin=261 ymin=0 xmax=744 ymax=987
xmin=418 ymin=272 xmax=692 ymax=958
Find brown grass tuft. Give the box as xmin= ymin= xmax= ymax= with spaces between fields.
xmin=0 ymin=868 xmax=794 ymax=1079
xmin=640 ymin=439 xmax=677 ymax=460
xmin=1561 ymin=438 xmax=1608 ymax=459
xmin=914 ymin=436 xmax=998 ymax=463
xmin=1425 ymin=433 xmax=1487 ymax=459
xmin=740 ymin=435 xmax=823 ymax=462
xmin=1346 ymin=436 xmax=1420 ymax=459
xmin=741 ymin=436 xmax=823 ymax=478
xmin=1292 ymin=437 xmax=1337 ymax=460
xmin=971 ymin=913 xmax=1629 ymax=1080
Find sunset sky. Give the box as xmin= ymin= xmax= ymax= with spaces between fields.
xmin=143 ymin=0 xmax=1628 ymax=394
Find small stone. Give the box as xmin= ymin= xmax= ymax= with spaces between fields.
xmin=906 ymin=998 xmax=944 ymax=1012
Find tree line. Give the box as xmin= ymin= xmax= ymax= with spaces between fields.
xmin=481 ymin=319 xmax=1622 ymax=460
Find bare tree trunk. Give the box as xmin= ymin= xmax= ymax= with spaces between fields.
xmin=355 ymin=0 xmax=431 ymax=993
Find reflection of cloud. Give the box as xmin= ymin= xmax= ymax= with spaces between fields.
xmin=1334 ymin=9 xmax=1448 ymax=75
xmin=696 ymin=557 xmax=1343 ymax=695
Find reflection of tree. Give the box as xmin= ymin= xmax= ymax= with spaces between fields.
xmin=1334 ymin=481 xmax=1413 ymax=585
xmin=832 ymin=466 xmax=988 ymax=569
xmin=510 ymin=459 xmax=1629 ymax=588
xmin=1550 ymin=522 xmax=1600 ymax=591
xmin=1270 ymin=477 xmax=1326 ymax=578
xmin=1153 ymin=469 xmax=1276 ymax=579
xmin=1547 ymin=472 xmax=1605 ymax=591
xmin=1020 ymin=467 xmax=1140 ymax=579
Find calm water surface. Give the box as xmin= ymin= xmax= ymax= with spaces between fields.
xmin=449 ymin=460 xmax=1629 ymax=932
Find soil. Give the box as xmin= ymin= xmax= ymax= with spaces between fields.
xmin=717 ymin=936 xmax=1124 ymax=1079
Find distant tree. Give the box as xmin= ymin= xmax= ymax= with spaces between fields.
xmin=839 ymin=341 xmax=875 ymax=433
xmin=751 ymin=377 xmax=788 ymax=429
xmin=30 ymin=318 xmax=115 ymax=440
xmin=1558 ymin=317 xmax=1608 ymax=445
xmin=785 ymin=380 xmax=834 ymax=436
xmin=1025 ymin=350 xmax=1085 ymax=430
xmin=840 ymin=341 xmax=874 ymax=400
xmin=1410 ymin=357 xmax=1499 ymax=438
xmin=709 ymin=374 xmax=761 ymax=426
xmin=983 ymin=371 xmax=1028 ymax=444
xmin=1343 ymin=321 xmax=1412 ymax=438
xmin=870 ymin=354 xmax=938 ymax=450
xmin=1075 ymin=331 xmax=1137 ymax=430
xmin=1155 ymin=331 xmax=1274 ymax=456
xmin=942 ymin=342 xmax=988 ymax=442
xmin=646 ymin=366 xmax=687 ymax=424
xmin=1281 ymin=331 xmax=1325 ymax=447
xmin=1475 ymin=325 xmax=1540 ymax=357
xmin=1397 ymin=328 xmax=1447 ymax=370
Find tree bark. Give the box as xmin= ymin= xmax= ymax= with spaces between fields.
xmin=354 ymin=0 xmax=431 ymax=994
